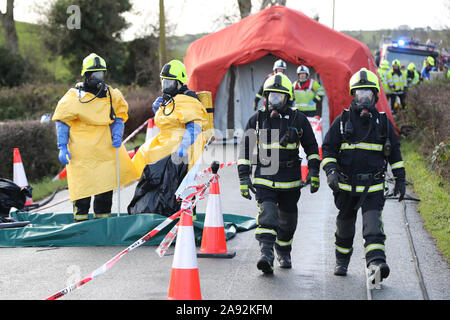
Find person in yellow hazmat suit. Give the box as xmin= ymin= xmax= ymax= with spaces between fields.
xmin=52 ymin=53 xmax=139 ymax=222
xmin=132 ymin=60 xmax=208 ymax=176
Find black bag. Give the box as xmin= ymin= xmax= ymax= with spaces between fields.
xmin=0 ymin=178 xmax=32 ymax=216
xmin=127 ymin=155 xmax=188 ymax=217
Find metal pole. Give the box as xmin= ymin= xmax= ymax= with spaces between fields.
xmin=116 ymin=148 xmax=121 ymax=216
xmin=332 ymin=0 xmax=335 ymax=30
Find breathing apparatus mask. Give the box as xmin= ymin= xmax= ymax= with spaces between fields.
xmin=267 ymin=92 xmax=288 ymax=119
xmin=79 ymin=71 xmax=106 ymax=103
xmin=351 ymin=89 xmax=376 ymax=120
xmin=161 ymin=78 xmax=180 ymax=102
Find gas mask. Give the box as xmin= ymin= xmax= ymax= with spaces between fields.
xmin=267 ymin=92 xmax=288 ymax=118
xmin=161 ymin=78 xmax=180 ymax=103
xmin=351 ymin=89 xmax=376 ymax=119
xmin=84 ymin=71 xmax=105 ymax=91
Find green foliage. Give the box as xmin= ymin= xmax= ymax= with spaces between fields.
xmin=43 ymin=0 xmax=132 ymax=84
xmin=401 ymin=140 xmax=450 ymax=260
xmin=0 ymin=45 xmax=28 ymax=87
xmin=122 ymin=36 xmax=160 ymax=86
xmin=0 ymin=120 xmax=61 ymax=182
xmin=0 ymin=83 xmax=68 ymax=121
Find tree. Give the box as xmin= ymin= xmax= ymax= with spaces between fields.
xmin=43 ymin=0 xmax=132 ymax=83
xmin=0 ymin=0 xmax=18 ymax=54
xmin=237 ymin=0 xmax=252 ymax=19
xmin=259 ymin=0 xmax=286 ymax=10
xmin=159 ymin=0 xmax=167 ymax=69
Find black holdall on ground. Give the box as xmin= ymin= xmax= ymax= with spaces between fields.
xmin=0 ymin=178 xmax=31 ymax=228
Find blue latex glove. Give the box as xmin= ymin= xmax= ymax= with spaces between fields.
xmin=177 ymin=121 xmax=202 ymax=158
xmin=152 ymin=96 xmax=164 ymax=114
xmin=58 ymin=145 xmax=71 ymax=165
xmin=55 ymin=121 xmax=71 ymax=165
xmin=110 ymin=118 xmax=124 ymax=148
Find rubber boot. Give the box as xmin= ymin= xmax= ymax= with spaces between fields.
xmin=368 ymin=259 xmax=390 ymax=282
xmin=276 ymin=250 xmax=292 ymax=269
xmin=257 ymin=242 xmax=274 ymax=274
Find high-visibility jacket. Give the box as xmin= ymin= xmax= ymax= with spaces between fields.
xmin=238 ymin=108 xmax=320 ymax=191
xmin=322 ymin=106 xmax=405 ymax=195
xmin=388 ymin=69 xmax=407 ymax=93
xmin=406 ymin=70 xmax=420 ymax=86
xmin=378 ymin=67 xmax=393 ymax=94
xmin=292 ymin=79 xmax=324 ymax=113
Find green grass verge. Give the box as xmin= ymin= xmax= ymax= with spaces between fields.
xmin=401 ymin=139 xmax=450 ymax=261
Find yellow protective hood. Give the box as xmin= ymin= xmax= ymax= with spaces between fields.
xmin=52 ymin=87 xmax=139 ymax=201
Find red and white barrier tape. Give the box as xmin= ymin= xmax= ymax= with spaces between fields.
xmin=45 ymin=176 xmax=214 ymax=300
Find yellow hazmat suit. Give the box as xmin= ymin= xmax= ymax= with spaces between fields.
xmin=132 ymin=94 xmax=208 ymax=176
xmin=52 ymin=87 xmax=140 ymax=201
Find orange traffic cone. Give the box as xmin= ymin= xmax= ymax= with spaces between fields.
xmin=198 ymin=169 xmax=236 ymax=258
xmin=13 ymin=148 xmax=33 ymax=205
xmin=167 ymin=208 xmax=202 ymax=300
xmin=300 ymin=147 xmax=309 ymax=182
xmin=145 ymin=117 xmax=160 ymax=142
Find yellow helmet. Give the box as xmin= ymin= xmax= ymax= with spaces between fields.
xmin=392 ymin=59 xmax=401 ymax=67
xmin=349 ymin=68 xmax=380 ymax=95
xmin=263 ymin=72 xmax=294 ymax=101
xmin=426 ymin=56 xmax=435 ymax=66
xmin=81 ymin=53 xmax=107 ymax=76
xmin=407 ymin=62 xmax=416 ymax=71
xmin=160 ymin=59 xmax=188 ymax=84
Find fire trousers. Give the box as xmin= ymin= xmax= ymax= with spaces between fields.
xmin=254 ymin=187 xmax=301 ymax=253
xmin=333 ymin=190 xmax=386 ymax=265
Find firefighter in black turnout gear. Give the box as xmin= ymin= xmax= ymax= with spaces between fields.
xmin=322 ymin=68 xmax=406 ymax=281
xmin=238 ymin=73 xmax=320 ymax=274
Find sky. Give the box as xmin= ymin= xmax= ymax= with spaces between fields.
xmin=1 ymin=0 xmax=449 ymax=40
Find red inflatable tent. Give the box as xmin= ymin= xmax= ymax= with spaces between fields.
xmin=184 ymin=5 xmax=394 ymax=136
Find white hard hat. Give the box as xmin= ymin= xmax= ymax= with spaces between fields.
xmin=296 ymin=65 xmax=310 ymax=76
xmin=273 ymin=59 xmax=287 ymax=71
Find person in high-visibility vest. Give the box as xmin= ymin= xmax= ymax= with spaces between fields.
xmin=387 ymin=59 xmax=407 ymax=113
xmin=292 ymin=65 xmax=325 ymax=117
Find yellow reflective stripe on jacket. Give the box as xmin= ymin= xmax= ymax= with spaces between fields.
xmin=340 ymin=142 xmax=383 ymax=151
xmin=307 ymin=154 xmax=320 ymax=161
xmin=261 ymin=142 xmax=297 ymax=150
xmin=391 ymin=161 xmax=405 ymax=169
xmin=338 ymin=182 xmax=384 ymax=193
xmin=365 ymin=243 xmax=385 ymax=253
xmin=254 ymin=178 xmax=302 ymax=189
xmin=238 ymin=159 xmax=251 ymax=165
xmin=322 ymin=157 xmax=337 ymax=166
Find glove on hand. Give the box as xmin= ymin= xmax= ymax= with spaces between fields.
xmin=393 ymin=177 xmax=406 ymax=202
xmin=58 ymin=145 xmax=71 ymax=165
xmin=239 ymin=176 xmax=256 ymax=200
xmin=152 ymin=96 xmax=163 ymax=114
xmin=326 ymin=170 xmax=340 ymax=193
xmin=110 ymin=118 xmax=124 ymax=148
xmin=308 ymin=168 xmax=320 ymax=193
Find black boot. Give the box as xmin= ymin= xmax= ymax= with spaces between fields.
xmin=276 ymin=250 xmax=292 ymax=269
xmin=334 ymin=257 xmax=350 ymax=276
xmin=257 ymin=242 xmax=274 ymax=274
xmin=334 ymin=249 xmax=352 ymax=276
xmin=368 ymin=259 xmax=390 ymax=282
